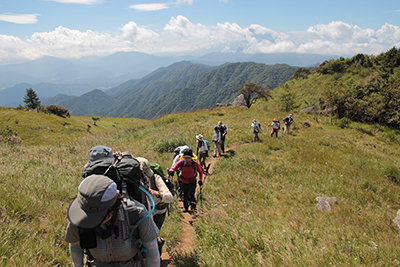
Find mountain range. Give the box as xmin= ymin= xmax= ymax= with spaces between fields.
xmin=41 ymin=61 xmax=297 ymax=119
xmin=0 ymin=51 xmax=338 ymax=106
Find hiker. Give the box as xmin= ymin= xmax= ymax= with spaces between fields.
xmin=268 ymin=118 xmax=280 ymax=138
xmin=212 ymin=126 xmax=222 ymax=157
xmin=196 ymin=134 xmax=210 ymax=173
xmin=171 ymin=145 xmax=190 ymax=167
xmin=283 ymin=114 xmax=294 ymax=135
xmin=217 ymin=121 xmax=228 ymax=153
xmin=136 ymin=157 xmax=173 ymax=230
xmin=137 ymin=157 xmax=173 ymax=257
xmin=168 ymin=148 xmax=203 ymax=213
xmin=65 ymin=175 xmax=160 ymax=267
xmin=170 ymin=145 xmax=189 ymax=200
xmin=251 ymin=119 xmax=261 ymax=142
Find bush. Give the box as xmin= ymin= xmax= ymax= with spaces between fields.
xmin=384 ymin=165 xmax=400 ymax=184
xmin=46 ymin=105 xmax=70 ymax=118
xmin=151 ymin=137 xmax=187 ymax=153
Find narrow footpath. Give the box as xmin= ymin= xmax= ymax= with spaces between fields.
xmin=160 ymin=142 xmax=247 ymax=266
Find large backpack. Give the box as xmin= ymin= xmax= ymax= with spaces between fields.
xmin=204 ymin=140 xmax=210 ymax=151
xmin=82 ymin=154 xmax=148 ymax=208
xmin=178 ymin=159 xmax=197 ymax=180
xmin=149 ymin=162 xmax=176 ymax=197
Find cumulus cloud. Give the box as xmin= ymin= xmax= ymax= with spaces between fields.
xmin=46 ymin=0 xmax=104 ymax=4
xmin=129 ymin=3 xmax=169 ymax=11
xmin=0 ymin=13 xmax=40 ymax=24
xmin=0 ymin=17 xmax=399 ymax=65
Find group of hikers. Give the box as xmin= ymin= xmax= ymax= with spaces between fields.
xmin=63 ymin=115 xmax=293 ymax=266
xmin=251 ymin=114 xmax=293 ymax=142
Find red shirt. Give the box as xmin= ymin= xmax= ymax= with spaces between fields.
xmin=170 ymin=159 xmax=203 ymax=184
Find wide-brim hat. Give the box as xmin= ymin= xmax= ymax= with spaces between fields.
xmin=136 ymin=157 xmax=154 ymax=178
xmin=182 ymin=148 xmax=194 ymax=158
xmin=196 ymin=134 xmax=203 ymax=141
xmin=67 ymin=175 xmax=117 ymax=229
xmin=84 ymin=145 xmax=113 ymax=168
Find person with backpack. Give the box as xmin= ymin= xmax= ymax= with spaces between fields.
xmin=136 ymin=157 xmax=173 ymax=230
xmin=217 ymin=121 xmax=228 ymax=153
xmin=212 ymin=126 xmax=222 ymax=157
xmin=168 ymin=148 xmax=203 ymax=213
xmin=283 ymin=114 xmax=294 ymax=135
xmin=251 ymin=119 xmax=261 ymax=142
xmin=170 ymin=145 xmax=190 ymax=201
xmin=268 ymin=118 xmax=280 ymax=138
xmin=65 ymin=175 xmax=160 ymax=267
xmin=196 ymin=134 xmax=210 ymax=173
xmin=136 ymin=157 xmax=173 ymax=257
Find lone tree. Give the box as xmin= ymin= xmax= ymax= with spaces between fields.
xmin=23 ymin=88 xmax=41 ymax=110
xmin=233 ymin=82 xmax=272 ymax=108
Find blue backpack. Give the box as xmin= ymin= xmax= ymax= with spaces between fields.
xmin=205 ymin=140 xmax=210 ymax=151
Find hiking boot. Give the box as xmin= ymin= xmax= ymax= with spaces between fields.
xmin=190 ymin=202 xmax=197 ymax=211
xmin=181 ymin=208 xmax=189 ymax=213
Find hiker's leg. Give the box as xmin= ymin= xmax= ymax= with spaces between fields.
xmin=287 ymin=124 xmax=290 ymax=135
xmin=217 ymin=143 xmax=222 ymax=156
xmin=153 ymin=212 xmax=166 ymax=231
xmin=188 ymin=181 xmax=197 ymax=210
xmin=181 ymin=182 xmax=190 ymax=211
xmin=213 ymin=142 xmax=217 ymax=157
xmin=221 ymin=135 xmax=225 ymax=153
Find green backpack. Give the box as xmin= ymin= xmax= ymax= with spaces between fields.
xmin=150 ymin=162 xmax=176 ymax=198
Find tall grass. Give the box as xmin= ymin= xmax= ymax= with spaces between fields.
xmin=1 ymin=104 xmax=400 ymax=266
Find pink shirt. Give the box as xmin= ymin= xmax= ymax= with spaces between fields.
xmin=170 ymin=159 xmax=203 ymax=184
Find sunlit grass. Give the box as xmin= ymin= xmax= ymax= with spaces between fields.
xmin=1 ymin=104 xmax=400 ymax=266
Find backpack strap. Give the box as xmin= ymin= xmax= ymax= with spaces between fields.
xmin=178 ymin=159 xmax=197 ymax=180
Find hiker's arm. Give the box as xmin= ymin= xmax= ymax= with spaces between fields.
xmin=142 ymin=238 xmax=160 ymax=267
xmin=69 ymin=242 xmax=84 ymax=267
xmin=155 ymin=175 xmax=173 ymax=203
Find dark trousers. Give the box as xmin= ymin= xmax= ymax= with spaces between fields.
xmin=182 ymin=181 xmax=197 ymax=210
xmin=153 ymin=212 xmax=166 ymax=231
xmin=199 ymin=152 xmax=207 ymax=169
xmin=220 ymin=134 xmax=226 ymax=153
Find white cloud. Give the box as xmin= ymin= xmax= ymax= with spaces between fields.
xmin=0 ymin=35 xmax=41 ymax=64
xmin=129 ymin=3 xmax=169 ymax=11
xmin=176 ymin=0 xmax=194 ymax=5
xmin=0 ymin=13 xmax=40 ymax=24
xmin=0 ymin=17 xmax=399 ymax=65
xmin=46 ymin=0 xmax=104 ymax=4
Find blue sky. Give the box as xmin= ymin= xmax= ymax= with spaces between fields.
xmin=0 ymin=0 xmax=399 ymax=65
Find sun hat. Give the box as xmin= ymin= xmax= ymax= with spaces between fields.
xmin=182 ymin=148 xmax=194 ymax=158
xmin=273 ymin=118 xmax=277 ymax=122
xmin=218 ymin=121 xmax=222 ymax=125
xmin=67 ymin=175 xmax=117 ymax=229
xmin=213 ymin=126 xmax=219 ymax=130
xmin=84 ymin=145 xmax=113 ymax=168
xmin=196 ymin=134 xmax=203 ymax=141
xmin=136 ymin=157 xmax=154 ymax=178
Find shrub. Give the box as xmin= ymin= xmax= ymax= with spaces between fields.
xmin=383 ymin=165 xmax=400 ymax=184
xmin=151 ymin=137 xmax=187 ymax=153
xmin=46 ymin=105 xmax=70 ymax=118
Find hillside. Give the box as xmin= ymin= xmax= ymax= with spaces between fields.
xmin=45 ymin=61 xmax=297 ymax=119
xmin=142 ymin=62 xmax=297 ymax=119
xmin=271 ymin=47 xmax=400 ymax=128
xmin=1 ymin=102 xmax=400 ymax=266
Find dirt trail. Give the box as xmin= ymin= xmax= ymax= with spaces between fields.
xmin=160 ymin=142 xmax=247 ymax=266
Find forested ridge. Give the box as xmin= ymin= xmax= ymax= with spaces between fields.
xmin=274 ymin=47 xmax=400 ymax=127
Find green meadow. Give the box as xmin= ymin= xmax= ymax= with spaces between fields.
xmin=1 ymin=102 xmax=400 ymax=266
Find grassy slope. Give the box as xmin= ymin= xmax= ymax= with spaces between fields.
xmin=1 ymin=103 xmax=400 ymax=266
